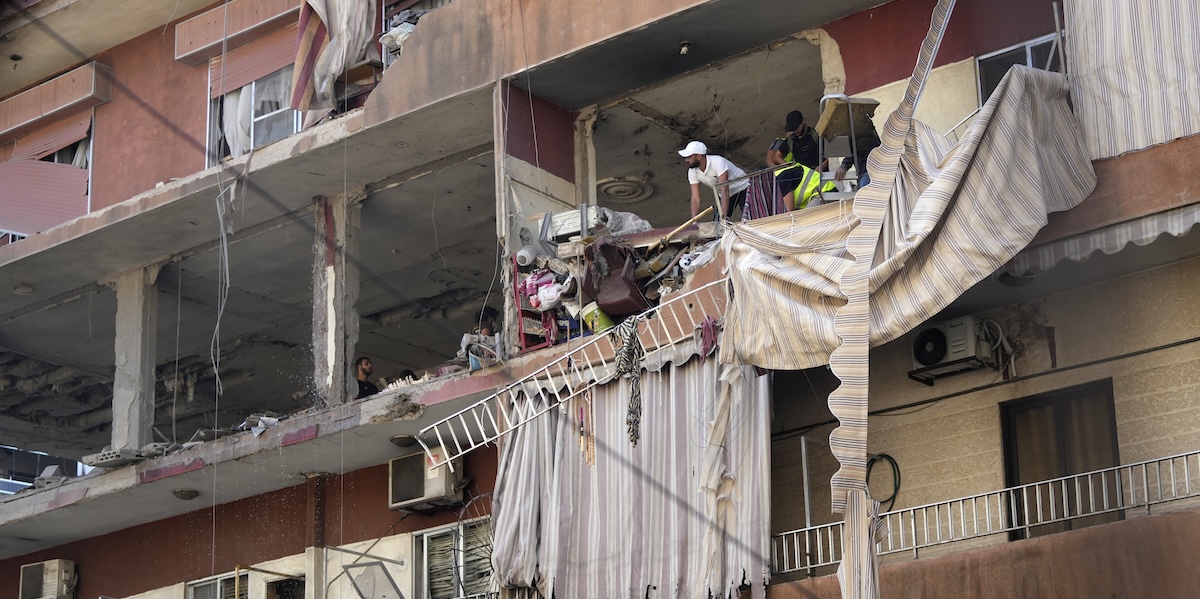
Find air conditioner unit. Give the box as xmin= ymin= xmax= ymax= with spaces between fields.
xmin=388 ymin=448 xmax=462 ymax=512
xmin=19 ymin=559 xmax=75 ymax=599
xmin=909 ymin=316 xmax=996 ymax=384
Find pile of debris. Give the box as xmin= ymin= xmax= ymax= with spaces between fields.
xmin=506 ymin=207 xmax=721 ymax=355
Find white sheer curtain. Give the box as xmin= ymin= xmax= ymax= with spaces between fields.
xmin=69 ymin=138 xmax=89 ymax=169
xmin=220 ymin=88 xmax=253 ymax=159
xmin=492 ymin=358 xmax=772 ymax=599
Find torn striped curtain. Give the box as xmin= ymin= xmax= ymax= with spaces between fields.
xmin=290 ymin=0 xmax=377 ymax=127
xmin=718 ymin=0 xmax=1096 ymax=597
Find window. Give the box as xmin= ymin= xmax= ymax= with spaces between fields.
xmin=266 ymin=578 xmax=304 ymax=599
xmin=0 ymin=232 xmax=27 ymax=246
xmin=207 ymin=65 xmax=301 ymax=167
xmin=38 ymin=137 xmax=90 ymax=168
xmin=188 ymin=573 xmax=248 ymax=599
xmin=416 ymin=519 xmax=492 ymax=599
xmin=977 ymin=33 xmax=1064 ymax=103
xmin=1001 ymin=380 xmax=1120 ymax=539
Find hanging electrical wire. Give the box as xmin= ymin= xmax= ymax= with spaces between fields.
xmin=866 ymin=453 xmax=901 ymax=512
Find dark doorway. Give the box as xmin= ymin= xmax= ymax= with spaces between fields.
xmin=1001 ymin=380 xmax=1120 ymax=539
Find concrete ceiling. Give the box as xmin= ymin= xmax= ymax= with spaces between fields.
xmin=520 ymin=0 xmax=879 ymax=111
xmin=592 ymin=37 xmax=824 ymax=227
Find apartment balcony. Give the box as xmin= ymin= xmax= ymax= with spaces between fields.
xmin=769 ymin=450 xmax=1200 ymax=598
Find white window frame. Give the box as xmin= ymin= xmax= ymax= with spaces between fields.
xmin=414 ymin=517 xmax=492 ymax=599
xmin=976 ymin=33 xmax=1060 ymax=105
xmin=206 ymin=66 xmax=302 ymax=168
xmin=186 ymin=572 xmax=249 ymax=599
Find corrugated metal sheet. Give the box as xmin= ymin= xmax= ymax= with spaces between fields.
xmin=0 ymin=62 xmax=111 ymax=143
xmin=0 ymin=160 xmax=89 ymax=235
xmin=210 ymin=23 xmax=299 ymax=98
xmin=176 ymin=0 xmax=302 ymax=65
xmin=10 ymin=112 xmax=91 ymax=161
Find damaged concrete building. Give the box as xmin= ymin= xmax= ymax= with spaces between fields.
xmin=2 ymin=0 xmax=1200 ymax=598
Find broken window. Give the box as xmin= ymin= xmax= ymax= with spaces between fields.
xmin=266 ymin=578 xmax=304 ymax=599
xmin=416 ymin=519 xmax=492 ymax=599
xmin=208 ymin=65 xmax=301 ymax=167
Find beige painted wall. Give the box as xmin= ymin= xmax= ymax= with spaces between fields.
xmin=849 ymin=58 xmax=981 ymax=140
xmin=772 ymin=255 xmax=1200 ymax=547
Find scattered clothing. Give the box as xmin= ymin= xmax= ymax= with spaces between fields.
xmin=742 ymin=171 xmax=788 ymax=220
xmin=611 ymin=316 xmax=645 ymax=446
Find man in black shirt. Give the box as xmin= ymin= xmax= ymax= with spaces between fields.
xmin=767 ymin=110 xmax=821 ymax=170
xmin=355 ymin=356 xmax=379 ymax=399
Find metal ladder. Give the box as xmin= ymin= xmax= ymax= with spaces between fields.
xmin=418 ymin=276 xmax=729 ymax=469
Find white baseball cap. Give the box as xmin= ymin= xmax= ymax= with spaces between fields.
xmin=678 ymin=140 xmax=708 ymax=157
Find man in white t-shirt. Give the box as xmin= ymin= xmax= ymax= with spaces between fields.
xmin=679 ymin=140 xmax=749 ymax=220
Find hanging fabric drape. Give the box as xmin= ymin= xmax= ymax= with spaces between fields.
xmin=491 ymin=358 xmax=771 ymax=599
xmin=718 ymin=0 xmax=1096 ymax=596
xmin=290 ymin=0 xmax=377 ymax=127
xmin=1066 ymin=0 xmax=1200 ymax=160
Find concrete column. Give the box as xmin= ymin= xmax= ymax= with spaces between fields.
xmin=111 ymin=265 xmax=160 ymax=451
xmin=304 ymin=546 xmax=328 ymax=599
xmin=573 ymin=106 xmax=599 ymax=210
xmin=312 ymin=192 xmax=362 ymax=405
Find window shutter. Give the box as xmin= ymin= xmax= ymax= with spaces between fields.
xmin=0 ymin=160 xmax=89 ymax=235
xmin=210 ymin=23 xmax=299 ymax=98
xmin=461 ymin=521 xmax=492 ymax=596
xmin=219 ymin=575 xmax=249 ymax=599
xmin=9 ymin=112 xmax=91 ymax=162
xmin=425 ymin=531 xmax=457 ymax=599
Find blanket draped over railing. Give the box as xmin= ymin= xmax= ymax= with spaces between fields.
xmin=491 ymin=358 xmax=772 ymax=599
xmin=718 ymin=0 xmax=1096 ymax=596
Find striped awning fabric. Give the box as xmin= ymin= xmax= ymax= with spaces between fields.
xmin=719 ymin=0 xmax=1096 ymax=596
xmin=1006 ymin=203 xmax=1200 ymax=276
xmin=1067 ymin=0 xmax=1200 ymax=160
xmin=491 ymin=359 xmax=771 ymax=599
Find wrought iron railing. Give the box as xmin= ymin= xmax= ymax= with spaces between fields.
xmin=772 ymin=449 xmax=1200 ymax=574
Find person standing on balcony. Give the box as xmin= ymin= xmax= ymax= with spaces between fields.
xmin=769 ymin=110 xmax=837 ymax=211
xmin=355 ymin=356 xmax=379 ymax=399
xmin=680 ymin=140 xmax=749 ymax=220
xmin=835 ymin=114 xmax=882 ymax=188
xmin=778 ymin=162 xmax=830 ymax=212
xmin=767 ymin=110 xmax=821 ymax=170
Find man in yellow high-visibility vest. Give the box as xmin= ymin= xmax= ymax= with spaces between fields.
xmin=778 ymin=163 xmax=830 ymax=212
xmin=769 ymin=111 xmax=836 ymax=212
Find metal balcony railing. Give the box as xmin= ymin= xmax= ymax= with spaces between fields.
xmin=772 ymin=449 xmax=1200 ymax=574
xmin=418 ymin=277 xmax=729 ymax=469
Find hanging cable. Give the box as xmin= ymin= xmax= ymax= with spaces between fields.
xmin=172 ymin=259 xmax=182 ymax=444
xmin=866 ymin=453 xmax=901 ymax=512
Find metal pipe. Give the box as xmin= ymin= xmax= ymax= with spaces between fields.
xmin=324 ymin=545 xmax=409 ymax=567
xmin=1053 ymin=2 xmax=1068 ymax=77
xmin=943 ymin=106 xmax=983 ymax=138
xmin=235 ymin=565 xmax=302 ymax=579
xmin=801 ymin=435 xmax=812 ymax=529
